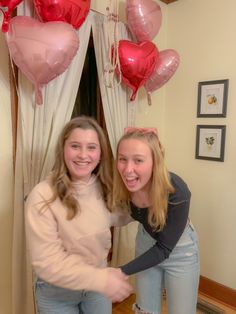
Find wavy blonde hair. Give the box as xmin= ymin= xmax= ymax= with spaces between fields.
xmin=113 ymin=129 xmax=174 ymax=230
xmin=48 ymin=116 xmax=113 ymax=220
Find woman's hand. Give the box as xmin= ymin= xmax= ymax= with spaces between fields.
xmin=103 ymin=268 xmax=133 ymax=303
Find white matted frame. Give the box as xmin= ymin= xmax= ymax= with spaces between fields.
xmin=195 ymin=125 xmax=226 ymax=162
xmin=197 ymin=79 xmax=229 ymax=117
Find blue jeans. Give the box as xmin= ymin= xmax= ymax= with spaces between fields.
xmin=35 ymin=278 xmax=112 ymax=314
xmin=134 ymin=223 xmax=200 ymax=314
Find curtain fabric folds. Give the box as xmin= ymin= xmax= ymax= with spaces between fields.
xmin=91 ymin=12 xmax=138 ymax=285
xmin=12 ymin=6 xmax=92 ymax=314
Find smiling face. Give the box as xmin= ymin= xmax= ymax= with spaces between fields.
xmin=117 ymin=138 xmax=153 ymax=193
xmin=64 ymin=128 xmax=101 ymax=182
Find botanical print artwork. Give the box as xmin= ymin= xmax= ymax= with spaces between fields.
xmin=207 ymin=94 xmax=217 ymax=105
xmin=205 ymin=136 xmax=215 ymax=148
xmin=196 ymin=125 xmax=226 ymax=162
xmin=199 ymin=130 xmax=220 ymax=158
xmin=201 ymin=85 xmax=223 ymax=115
xmin=197 ymin=79 xmax=228 ymax=117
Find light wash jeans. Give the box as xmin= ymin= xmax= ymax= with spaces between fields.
xmin=35 ymin=278 xmax=112 ymax=314
xmin=134 ymin=223 xmax=200 ymax=314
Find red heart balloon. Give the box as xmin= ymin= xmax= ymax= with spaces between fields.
xmin=6 ymin=16 xmax=79 ymax=104
xmin=118 ymin=40 xmax=159 ymax=101
xmin=34 ymin=0 xmax=91 ymax=29
xmin=144 ymin=49 xmax=180 ymax=94
xmin=0 ymin=0 xmax=23 ymax=32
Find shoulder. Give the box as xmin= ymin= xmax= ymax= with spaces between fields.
xmin=169 ymin=172 xmax=191 ymax=202
xmin=26 ymin=179 xmax=53 ymax=205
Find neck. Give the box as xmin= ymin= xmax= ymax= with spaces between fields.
xmin=131 ymin=191 xmax=150 ymax=208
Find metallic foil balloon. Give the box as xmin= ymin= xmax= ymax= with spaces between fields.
xmin=34 ymin=0 xmax=91 ymax=29
xmin=144 ymin=49 xmax=180 ymax=94
xmin=117 ymin=40 xmax=159 ymax=101
xmin=5 ymin=16 xmax=79 ymax=105
xmin=0 ymin=0 xmax=23 ymax=32
xmin=126 ymin=0 xmax=162 ymax=42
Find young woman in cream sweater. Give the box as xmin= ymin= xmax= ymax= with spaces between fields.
xmin=25 ymin=116 xmax=132 ymax=314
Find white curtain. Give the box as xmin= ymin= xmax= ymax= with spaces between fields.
xmin=12 ymin=4 xmax=92 ymax=314
xmin=12 ymin=6 xmax=139 ymax=313
xmin=91 ymin=12 xmax=138 ymax=284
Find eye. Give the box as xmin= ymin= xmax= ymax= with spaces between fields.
xmin=71 ymin=144 xmax=80 ymax=149
xmin=118 ymin=157 xmax=127 ymax=163
xmin=87 ymin=145 xmax=97 ymax=150
xmin=134 ymin=158 xmax=143 ymax=164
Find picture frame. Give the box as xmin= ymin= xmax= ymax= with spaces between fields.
xmin=197 ymin=79 xmax=229 ymax=117
xmin=195 ymin=125 xmax=226 ymax=161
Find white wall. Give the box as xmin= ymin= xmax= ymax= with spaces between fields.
xmin=93 ymin=0 xmax=236 ymax=290
xmin=0 ymin=16 xmax=13 ymax=314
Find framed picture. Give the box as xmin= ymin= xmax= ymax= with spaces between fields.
xmin=195 ymin=125 xmax=226 ymax=161
xmin=197 ymin=79 xmax=229 ymax=117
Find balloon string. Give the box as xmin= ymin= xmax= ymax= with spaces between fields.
xmin=147 ymin=91 xmax=152 ymax=106
xmin=104 ymin=0 xmax=121 ymax=88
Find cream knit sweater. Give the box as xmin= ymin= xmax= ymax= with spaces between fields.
xmin=25 ymin=175 xmax=124 ymax=294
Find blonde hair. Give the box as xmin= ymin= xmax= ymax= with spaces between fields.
xmin=113 ymin=129 xmax=174 ymax=230
xmin=48 ymin=116 xmax=113 ymax=220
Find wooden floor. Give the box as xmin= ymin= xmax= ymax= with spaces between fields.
xmin=112 ymin=293 xmax=236 ymax=314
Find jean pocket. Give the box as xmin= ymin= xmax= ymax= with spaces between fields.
xmin=35 ymin=279 xmax=68 ymax=300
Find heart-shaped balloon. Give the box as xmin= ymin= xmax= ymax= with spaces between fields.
xmin=117 ymin=40 xmax=159 ymax=101
xmin=144 ymin=49 xmax=180 ymax=94
xmin=126 ymin=0 xmax=162 ymax=42
xmin=0 ymin=0 xmax=23 ymax=32
xmin=34 ymin=0 xmax=91 ymax=29
xmin=5 ymin=16 xmax=79 ymax=105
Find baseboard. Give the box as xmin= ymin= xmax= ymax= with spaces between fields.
xmin=199 ymin=276 xmax=236 ymax=309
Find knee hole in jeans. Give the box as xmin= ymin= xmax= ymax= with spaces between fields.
xmin=132 ymin=303 xmax=157 ymax=314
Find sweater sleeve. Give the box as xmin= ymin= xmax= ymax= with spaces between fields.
xmin=25 ymin=184 xmax=108 ymax=293
xmin=120 ymin=174 xmax=191 ymax=275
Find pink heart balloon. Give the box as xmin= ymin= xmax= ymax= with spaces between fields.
xmin=5 ymin=16 xmax=79 ymax=105
xmin=126 ymin=0 xmax=162 ymax=42
xmin=144 ymin=49 xmax=180 ymax=94
xmin=118 ymin=40 xmax=159 ymax=101
xmin=34 ymin=0 xmax=91 ymax=29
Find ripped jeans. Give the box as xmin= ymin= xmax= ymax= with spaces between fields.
xmin=133 ymin=223 xmax=200 ymax=314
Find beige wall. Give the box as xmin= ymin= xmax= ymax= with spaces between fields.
xmin=165 ymin=0 xmax=236 ymax=289
xmin=0 ymin=16 xmax=13 ymax=314
xmin=136 ymin=0 xmax=236 ymax=289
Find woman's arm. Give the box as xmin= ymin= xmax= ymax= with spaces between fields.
xmin=25 ymin=187 xmax=109 ymax=292
xmin=120 ymin=198 xmax=190 ymax=275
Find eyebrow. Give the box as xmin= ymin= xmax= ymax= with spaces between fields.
xmin=118 ymin=153 xmax=145 ymax=158
xmin=69 ymin=141 xmax=99 ymax=146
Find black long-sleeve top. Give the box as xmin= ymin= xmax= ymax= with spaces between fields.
xmin=120 ymin=173 xmax=191 ymax=275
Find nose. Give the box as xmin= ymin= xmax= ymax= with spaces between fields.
xmin=78 ymin=147 xmax=87 ymax=158
xmin=123 ymin=161 xmax=134 ymax=174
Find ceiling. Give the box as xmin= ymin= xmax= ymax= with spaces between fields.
xmin=159 ymin=0 xmax=178 ymax=4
